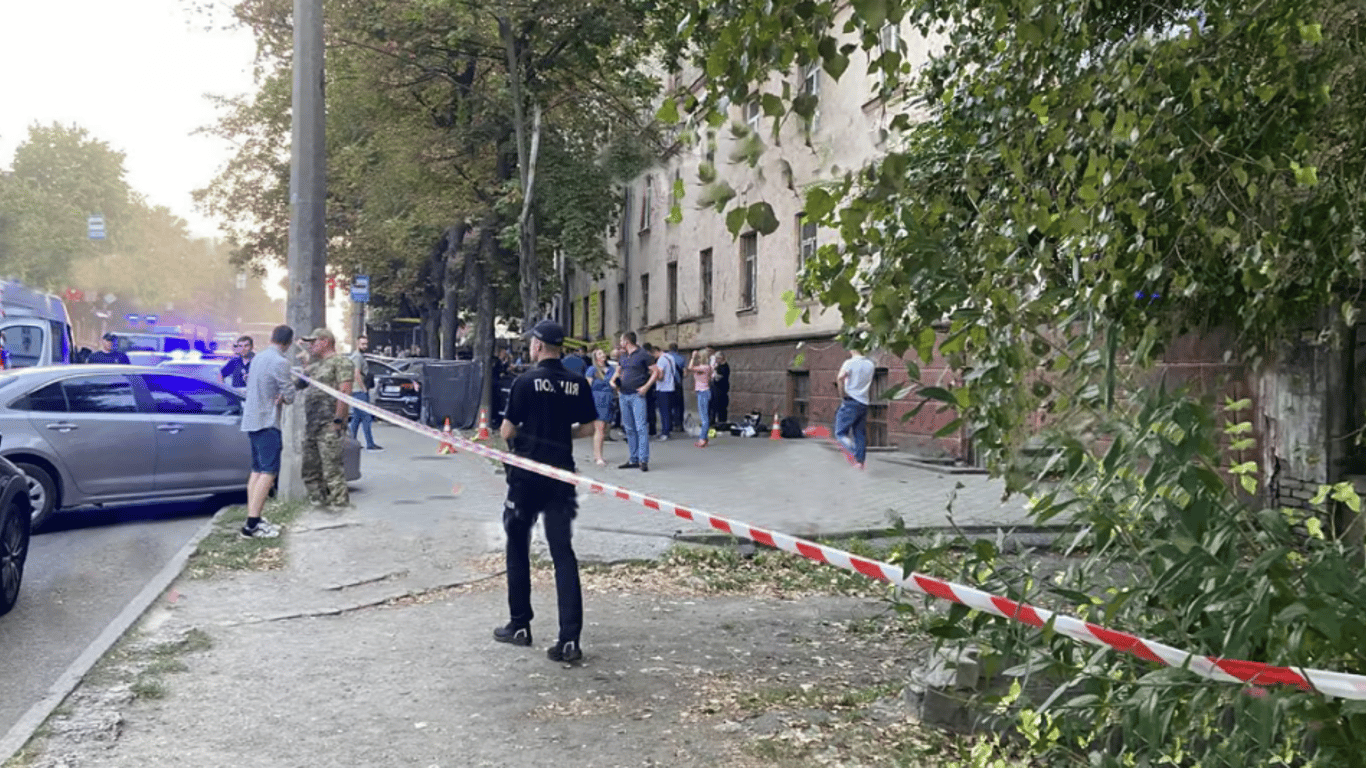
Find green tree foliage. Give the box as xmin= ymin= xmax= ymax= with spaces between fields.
xmin=0 ymin=123 xmax=249 ymax=325
xmin=199 ymin=0 xmax=662 ymax=355
xmin=0 ymin=123 xmax=134 ymax=289
xmin=652 ymin=0 xmax=1366 ymax=763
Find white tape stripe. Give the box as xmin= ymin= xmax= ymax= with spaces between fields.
xmin=299 ymin=372 xmax=1366 ymax=700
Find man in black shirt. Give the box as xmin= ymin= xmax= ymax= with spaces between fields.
xmin=495 ymin=320 xmax=600 ymax=663
xmin=609 ymin=332 xmax=660 ymax=471
xmin=87 ymin=333 xmax=131 ymax=364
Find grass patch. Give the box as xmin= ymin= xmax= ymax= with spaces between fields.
xmin=724 ymin=678 xmax=996 ymax=768
xmin=84 ymin=627 xmax=216 ymax=693
xmin=186 ymin=498 xmax=306 ymax=579
xmin=2 ymin=747 xmax=41 ymax=768
xmin=129 ymin=678 xmax=167 ymax=701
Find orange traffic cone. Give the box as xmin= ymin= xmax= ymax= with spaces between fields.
xmin=769 ymin=412 xmax=782 ymax=440
xmin=438 ymin=418 xmax=456 ymax=454
xmin=474 ymin=408 xmax=491 ymax=441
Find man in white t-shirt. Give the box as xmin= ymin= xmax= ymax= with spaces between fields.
xmin=835 ymin=349 xmax=876 ymax=468
xmin=652 ymin=345 xmax=678 ymax=440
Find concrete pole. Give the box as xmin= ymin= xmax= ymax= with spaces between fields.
xmin=281 ymin=0 xmax=327 ymax=501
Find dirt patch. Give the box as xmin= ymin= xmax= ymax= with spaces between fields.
xmin=10 ymin=546 xmax=1010 ymax=768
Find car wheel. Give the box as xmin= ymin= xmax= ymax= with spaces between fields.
xmin=14 ymin=462 xmax=57 ymax=530
xmin=0 ymin=486 xmax=31 ymax=616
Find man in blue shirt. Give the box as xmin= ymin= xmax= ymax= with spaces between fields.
xmin=220 ymin=335 xmax=254 ymax=388
xmin=240 ymin=325 xmax=297 ymax=537
xmin=562 ymin=348 xmax=588 ymax=378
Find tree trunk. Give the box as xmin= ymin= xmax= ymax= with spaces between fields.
xmin=419 ymin=303 xmax=439 ymax=358
xmin=473 ymin=219 xmax=498 ymax=418
xmin=439 ymin=222 xmax=469 ymax=360
xmin=499 ymin=16 xmax=543 ymax=332
xmin=517 ymin=103 xmax=542 ymax=331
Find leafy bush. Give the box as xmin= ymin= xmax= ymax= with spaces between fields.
xmin=897 ymin=389 xmax=1366 ymax=766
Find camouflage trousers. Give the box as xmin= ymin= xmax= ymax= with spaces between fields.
xmin=302 ymin=423 xmax=349 ymax=506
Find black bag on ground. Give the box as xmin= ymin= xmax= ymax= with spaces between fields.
xmin=780 ymin=417 xmax=804 ymax=439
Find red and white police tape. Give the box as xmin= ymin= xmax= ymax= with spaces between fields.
xmin=299 ymin=372 xmax=1366 ymax=700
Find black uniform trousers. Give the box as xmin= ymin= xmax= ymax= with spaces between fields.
xmin=503 ymin=479 xmax=582 ymax=643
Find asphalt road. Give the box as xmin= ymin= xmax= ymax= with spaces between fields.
xmin=0 ymin=497 xmax=237 ymax=739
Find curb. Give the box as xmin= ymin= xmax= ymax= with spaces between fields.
xmin=0 ymin=510 xmax=222 ymax=764
xmin=671 ymin=524 xmax=1077 ymax=548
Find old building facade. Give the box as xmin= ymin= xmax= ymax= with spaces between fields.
xmin=564 ymin=11 xmax=961 ymax=452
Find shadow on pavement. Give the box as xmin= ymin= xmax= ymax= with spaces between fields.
xmin=34 ymin=492 xmax=247 ymax=536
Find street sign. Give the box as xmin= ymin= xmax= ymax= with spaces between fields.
xmin=350 ymin=274 xmax=370 ymax=303
xmin=88 ymin=214 xmax=106 ymax=240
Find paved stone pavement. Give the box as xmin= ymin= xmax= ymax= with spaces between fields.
xmin=7 ymin=418 xmax=1047 ymax=767
xmin=193 ymin=421 xmax=1038 ymax=622
xmin=365 ymin=420 xmax=1035 ymax=564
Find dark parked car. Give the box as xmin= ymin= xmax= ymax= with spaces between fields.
xmin=369 ymin=357 xmax=423 ymax=420
xmin=0 ymin=366 xmax=361 ymax=527
xmin=0 ymin=454 xmax=32 ymax=616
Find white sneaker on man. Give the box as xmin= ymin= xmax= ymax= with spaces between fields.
xmin=240 ymin=519 xmax=281 ymax=539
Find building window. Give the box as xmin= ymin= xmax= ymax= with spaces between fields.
xmin=640 ymin=273 xmax=650 ymax=326
xmin=739 ymin=233 xmax=758 ymax=310
xmin=617 ymin=282 xmax=627 ymax=333
xmin=798 ymin=215 xmax=818 ymax=297
xmin=799 ymin=62 xmax=821 ymax=131
xmin=666 ymin=259 xmax=677 ymax=319
xmin=582 ymin=295 xmax=590 ymax=340
xmin=639 ymin=175 xmax=653 ymax=233
xmin=877 ymin=23 xmax=901 ymax=91
xmin=744 ymin=99 xmax=762 ymax=133
xmin=700 ymin=248 xmax=713 ymax=316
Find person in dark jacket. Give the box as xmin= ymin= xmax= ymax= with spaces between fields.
xmin=709 ymin=351 xmax=731 ymax=425
xmin=87 ymin=333 xmax=131 ymax=364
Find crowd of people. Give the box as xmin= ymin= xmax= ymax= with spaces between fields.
xmin=515 ymin=334 xmax=733 ymax=472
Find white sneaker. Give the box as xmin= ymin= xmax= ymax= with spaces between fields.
xmin=240 ymin=520 xmax=281 ymax=539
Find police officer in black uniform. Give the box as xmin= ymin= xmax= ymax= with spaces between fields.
xmin=494 ymin=320 xmax=600 ymax=663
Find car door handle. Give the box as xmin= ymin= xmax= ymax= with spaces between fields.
xmin=156 ymin=424 xmax=185 ymax=433
xmin=45 ymin=422 xmax=78 ymax=433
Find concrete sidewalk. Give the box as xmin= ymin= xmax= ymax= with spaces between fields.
xmin=12 ymin=421 xmax=1039 ymax=768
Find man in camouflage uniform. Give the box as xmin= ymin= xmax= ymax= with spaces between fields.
xmin=301 ymin=328 xmax=354 ymax=507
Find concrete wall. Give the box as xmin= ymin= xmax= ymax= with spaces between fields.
xmin=566 ymin=9 xmax=944 ymax=350
xmin=1259 ymin=323 xmax=1359 ymax=510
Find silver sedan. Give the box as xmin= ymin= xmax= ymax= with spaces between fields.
xmin=0 ymin=366 xmax=361 ymax=528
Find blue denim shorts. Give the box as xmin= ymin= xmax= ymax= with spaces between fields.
xmin=249 ymin=427 xmax=283 ymax=474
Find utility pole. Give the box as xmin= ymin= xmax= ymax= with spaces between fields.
xmin=281 ymin=0 xmax=327 ymax=501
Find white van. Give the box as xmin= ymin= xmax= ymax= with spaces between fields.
xmin=0 ymin=280 xmax=74 ymax=368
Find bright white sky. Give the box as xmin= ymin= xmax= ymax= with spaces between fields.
xmin=0 ymin=0 xmax=258 ymax=238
